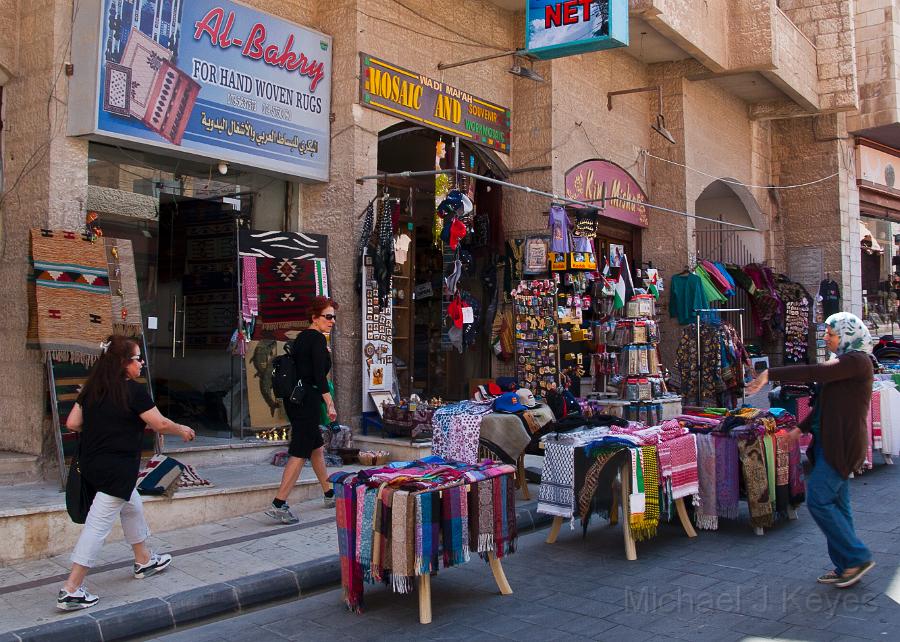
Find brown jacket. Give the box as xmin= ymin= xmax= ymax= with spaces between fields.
xmin=769 ymin=352 xmax=873 ymax=479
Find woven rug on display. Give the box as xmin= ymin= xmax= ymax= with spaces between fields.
xmin=30 ymin=228 xmax=112 ymax=363
xmin=103 ymin=237 xmax=143 ymax=336
xmin=183 ymin=215 xmax=236 ymax=349
xmin=177 ymin=463 xmax=213 ymax=488
xmin=254 ymin=257 xmax=318 ymax=331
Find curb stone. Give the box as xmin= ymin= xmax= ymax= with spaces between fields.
xmin=6 ymin=500 xmax=551 ymax=641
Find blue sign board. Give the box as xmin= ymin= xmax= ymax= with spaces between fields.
xmin=71 ymin=1 xmax=332 ymax=181
xmin=526 ymin=0 xmax=628 ymax=60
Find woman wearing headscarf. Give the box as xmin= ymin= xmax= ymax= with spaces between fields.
xmin=747 ymin=312 xmax=875 ymax=588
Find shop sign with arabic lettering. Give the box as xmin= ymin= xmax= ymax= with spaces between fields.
xmin=565 ymin=159 xmax=648 ymax=227
xmin=68 ymin=0 xmax=332 ymax=181
xmin=359 ymin=54 xmax=510 ymax=153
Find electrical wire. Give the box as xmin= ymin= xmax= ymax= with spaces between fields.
xmin=358 ymin=9 xmax=504 ymax=50
xmin=641 ymin=149 xmax=839 ymax=190
xmin=385 ymin=0 xmax=509 ymax=52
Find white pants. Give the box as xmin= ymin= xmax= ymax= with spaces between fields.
xmin=71 ymin=489 xmax=150 ymax=567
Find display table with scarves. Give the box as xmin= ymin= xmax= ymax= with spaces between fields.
xmin=329 ymin=457 xmax=517 ymax=624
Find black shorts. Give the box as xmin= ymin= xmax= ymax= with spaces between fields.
xmin=285 ymin=402 xmax=324 ymax=459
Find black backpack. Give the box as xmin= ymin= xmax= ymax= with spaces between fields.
xmin=272 ymin=342 xmax=298 ymax=400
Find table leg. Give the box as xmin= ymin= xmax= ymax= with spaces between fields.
xmin=418 ymin=574 xmax=432 ymax=624
xmin=516 ymin=455 xmax=531 ymax=500
xmin=620 ymin=460 xmax=637 ymax=561
xmin=488 ymin=552 xmax=513 ymax=595
xmin=675 ymin=498 xmax=697 ymax=538
xmin=546 ymin=516 xmax=563 ymax=544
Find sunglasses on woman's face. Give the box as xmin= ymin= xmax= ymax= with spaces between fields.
xmin=322 ymin=314 xmax=337 ymax=321
xmin=130 ymin=355 xmax=144 ymax=363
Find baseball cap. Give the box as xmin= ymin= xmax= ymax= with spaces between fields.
xmin=493 ymin=392 xmax=522 ymax=413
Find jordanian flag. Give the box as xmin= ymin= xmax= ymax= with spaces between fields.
xmin=613 ymin=255 xmax=634 ymax=310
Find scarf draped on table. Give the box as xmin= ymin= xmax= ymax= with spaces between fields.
xmin=391 ymin=490 xmax=415 ymax=594
xmin=441 ymin=485 xmax=470 ymax=567
xmin=668 ymin=434 xmax=699 ymax=500
xmin=471 ymin=479 xmax=496 ymax=555
xmin=738 ymin=437 xmax=774 ymax=529
xmin=538 ymin=441 xmax=576 ymax=519
xmin=788 ymin=435 xmax=805 ymax=506
xmin=694 ymin=434 xmax=718 ymax=530
xmin=714 ymin=434 xmax=740 ymax=520
xmin=629 ymin=446 xmax=659 ymax=542
xmin=763 ymin=434 xmax=777 ymax=505
xmin=774 ymin=432 xmax=791 ymax=517
xmin=415 ymin=491 xmax=441 ymax=575
xmin=578 ymin=448 xmax=622 ymax=533
xmin=372 ymin=485 xmax=391 ymax=583
xmin=333 ymin=473 xmax=364 ymax=613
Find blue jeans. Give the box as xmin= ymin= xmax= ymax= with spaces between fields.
xmin=806 ymin=444 xmax=871 ymax=574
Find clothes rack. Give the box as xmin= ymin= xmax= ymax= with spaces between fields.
xmin=694 ymin=308 xmax=745 ymax=407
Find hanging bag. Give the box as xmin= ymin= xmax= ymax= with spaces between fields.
xmin=65 ymin=439 xmax=96 ymax=524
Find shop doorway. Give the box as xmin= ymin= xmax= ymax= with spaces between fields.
xmin=97 ymin=197 xmax=243 ymax=443
xmin=376 ymin=124 xmax=507 ymax=401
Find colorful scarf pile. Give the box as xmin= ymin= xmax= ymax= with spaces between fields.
xmin=630 ymin=446 xmax=659 ymax=542
xmin=694 ymin=434 xmax=718 ymax=530
xmin=738 ymin=436 xmax=774 ymax=529
xmin=713 ymin=434 xmax=740 ymax=520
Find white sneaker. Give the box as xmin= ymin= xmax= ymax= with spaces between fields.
xmin=56 ymin=585 xmax=99 ymax=611
xmin=265 ymin=503 xmax=300 ymax=524
xmin=133 ymin=552 xmax=172 ymax=578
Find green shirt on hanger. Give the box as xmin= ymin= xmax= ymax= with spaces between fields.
xmin=694 ymin=265 xmax=728 ymax=303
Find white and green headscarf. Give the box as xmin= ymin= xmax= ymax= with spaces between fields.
xmin=825 ymin=312 xmax=873 ymax=355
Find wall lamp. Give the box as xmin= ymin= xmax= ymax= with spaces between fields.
xmin=607 ymin=85 xmax=676 ymax=145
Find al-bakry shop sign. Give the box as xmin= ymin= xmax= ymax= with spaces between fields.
xmin=565 ymin=159 xmax=648 ymax=227
xmin=359 ymin=54 xmax=510 ymax=153
xmin=526 ymin=0 xmax=628 ymax=59
xmin=68 ymin=1 xmax=333 ymax=181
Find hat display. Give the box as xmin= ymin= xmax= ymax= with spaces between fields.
xmin=495 ymin=376 xmax=518 ymax=392
xmin=449 ymin=219 xmax=467 ymax=250
xmin=516 ymin=388 xmax=537 ymax=408
xmin=493 ymin=391 xmax=522 ymax=413
xmin=487 ymin=382 xmax=502 ymax=396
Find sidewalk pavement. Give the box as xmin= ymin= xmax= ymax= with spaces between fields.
xmin=0 ymin=479 xmax=551 ymax=641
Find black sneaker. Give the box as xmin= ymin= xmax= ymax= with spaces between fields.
xmin=56 ymin=585 xmax=99 ymax=611
xmin=133 ymin=552 xmax=172 ymax=579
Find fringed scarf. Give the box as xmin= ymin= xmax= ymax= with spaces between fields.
xmin=694 ymin=434 xmax=718 ymax=530
xmin=669 ymin=434 xmax=699 ymax=500
xmin=738 ymin=437 xmax=774 ymax=529
xmin=538 ymin=441 xmax=576 ymax=518
xmin=333 ymin=474 xmax=364 ymax=613
xmin=415 ymin=491 xmax=441 ymax=575
xmin=492 ymin=474 xmax=518 ymax=558
xmin=629 ymin=446 xmax=659 ymax=542
xmin=788 ymin=436 xmax=806 ymax=506
xmin=470 ymin=480 xmax=495 ymax=554
xmin=714 ymin=434 xmax=740 ymax=520
xmin=774 ymin=432 xmax=791 ymax=517
xmin=373 ymin=486 xmax=392 ymax=583
xmin=358 ymin=487 xmax=377 ymax=582
xmin=578 ymin=448 xmax=620 ymax=533
xmin=441 ymin=485 xmax=469 ymax=567
xmin=763 ymin=434 xmax=777 ymax=505
xmin=391 ymin=490 xmax=414 ymax=593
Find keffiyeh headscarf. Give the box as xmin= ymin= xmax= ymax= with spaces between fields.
xmin=825 ymin=312 xmax=872 ymax=355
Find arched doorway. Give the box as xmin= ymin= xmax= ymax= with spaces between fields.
xmin=694 ymin=179 xmax=765 ymax=265
xmin=375 ymin=124 xmax=509 ymax=402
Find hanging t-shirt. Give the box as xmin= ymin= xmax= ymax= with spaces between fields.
xmin=548 ymin=205 xmax=571 ymax=254
xmin=394 ymin=233 xmax=412 ymax=265
xmin=819 ymin=279 xmax=840 ymax=318
xmin=78 ymin=380 xmax=156 ymax=500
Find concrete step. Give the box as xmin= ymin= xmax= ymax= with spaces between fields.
xmin=353 ymin=434 xmax=432 ymax=462
xmin=0 ymin=459 xmax=362 ymax=564
xmin=0 ymin=451 xmax=41 ymax=485
xmin=160 ymin=440 xmax=290 ymax=468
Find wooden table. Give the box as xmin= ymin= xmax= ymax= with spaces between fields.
xmin=543 ymin=451 xmax=697 ymax=560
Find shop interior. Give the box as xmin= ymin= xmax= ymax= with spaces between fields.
xmin=376 ymin=125 xmax=507 ymax=402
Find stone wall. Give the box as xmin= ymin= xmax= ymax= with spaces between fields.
xmin=847 ymin=0 xmax=900 ymax=132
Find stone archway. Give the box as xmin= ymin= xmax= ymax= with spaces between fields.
xmin=694 ymin=178 xmax=766 ymax=264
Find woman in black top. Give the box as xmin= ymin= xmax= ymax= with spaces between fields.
xmin=58 ymin=336 xmax=195 ymax=611
xmin=266 ymin=296 xmax=338 ymax=524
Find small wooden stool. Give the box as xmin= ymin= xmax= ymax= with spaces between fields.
xmin=417 ymin=552 xmax=512 ymax=624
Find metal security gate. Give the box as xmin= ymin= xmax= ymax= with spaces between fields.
xmin=695 ymin=225 xmax=758 ymax=338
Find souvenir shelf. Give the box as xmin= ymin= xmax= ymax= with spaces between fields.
xmin=392 ymin=215 xmax=415 ymax=398
xmin=597 ymin=294 xmax=679 ymax=424
xmin=555 ymin=271 xmax=596 ymax=396
xmin=513 ymin=280 xmax=559 ymax=394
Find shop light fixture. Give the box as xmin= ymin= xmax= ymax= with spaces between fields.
xmin=607 ymin=85 xmax=677 ymax=145
xmin=508 ymin=62 xmax=544 ymax=82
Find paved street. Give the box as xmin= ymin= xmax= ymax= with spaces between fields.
xmin=148 ymin=459 xmax=900 ymax=641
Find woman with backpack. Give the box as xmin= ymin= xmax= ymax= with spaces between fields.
xmin=266 ymin=296 xmax=338 ymax=524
